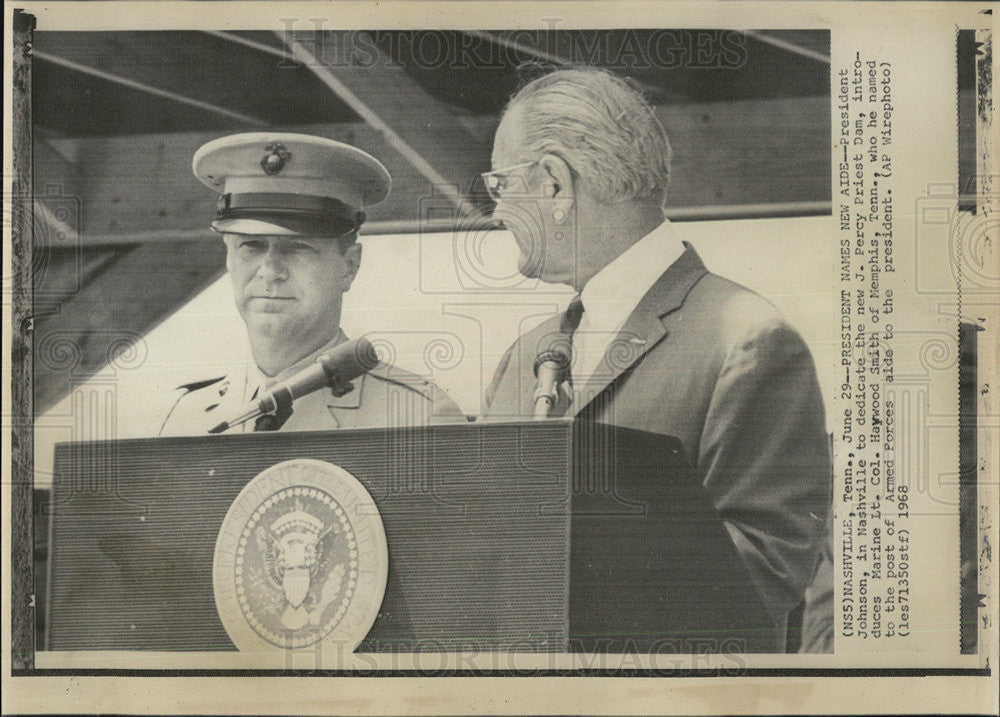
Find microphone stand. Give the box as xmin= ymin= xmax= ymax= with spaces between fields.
xmin=533 ymin=350 xmax=571 ymax=420
xmin=208 ymin=337 xmax=376 ymax=434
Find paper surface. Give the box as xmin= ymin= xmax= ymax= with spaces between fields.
xmin=3 ymin=2 xmax=998 ymax=714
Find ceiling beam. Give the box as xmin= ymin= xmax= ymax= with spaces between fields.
xmin=743 ymin=31 xmax=830 ymax=64
xmin=282 ymin=35 xmax=476 ymax=216
xmin=33 ymin=49 xmax=269 ymax=126
xmin=34 ymin=91 xmax=829 ymax=247
xmin=207 ymin=31 xmax=485 ymax=217
xmin=463 ymin=30 xmax=667 ymax=99
xmin=57 ymin=200 xmax=832 ymax=248
xmin=463 ymin=29 xmax=569 ymax=67
xmin=273 ymin=30 xmax=488 ymax=219
xmin=34 ymin=136 xmax=82 ymax=203
xmin=209 ymin=30 xmax=487 ymax=218
xmin=34 ymin=199 xmax=80 ymax=245
xmin=33 ymin=238 xmax=227 ymax=414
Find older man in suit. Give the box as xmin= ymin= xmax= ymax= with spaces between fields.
xmin=161 ymin=133 xmax=463 ymax=435
xmin=482 ymin=68 xmax=831 ymax=649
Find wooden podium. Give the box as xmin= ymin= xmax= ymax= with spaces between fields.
xmin=42 ymin=419 xmax=778 ymax=654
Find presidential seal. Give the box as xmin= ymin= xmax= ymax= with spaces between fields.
xmin=213 ymin=459 xmax=388 ymax=652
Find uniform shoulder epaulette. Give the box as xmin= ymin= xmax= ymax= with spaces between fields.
xmin=174 ymin=375 xmax=227 ymax=393
xmin=365 ymin=364 xmax=436 ymax=401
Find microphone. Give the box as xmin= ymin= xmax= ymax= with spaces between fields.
xmin=532 ymin=349 xmax=571 ymax=420
xmin=208 ymin=337 xmax=379 ymax=434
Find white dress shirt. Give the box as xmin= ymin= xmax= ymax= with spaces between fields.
xmin=572 ymin=220 xmax=685 ymax=383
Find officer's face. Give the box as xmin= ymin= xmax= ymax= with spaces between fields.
xmin=490 ymin=109 xmax=575 ymax=284
xmin=224 ymin=234 xmax=361 ymax=350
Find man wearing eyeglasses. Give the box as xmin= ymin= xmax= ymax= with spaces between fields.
xmin=481 ymin=68 xmax=832 ymax=651
xmin=160 ymin=133 xmax=463 ymax=435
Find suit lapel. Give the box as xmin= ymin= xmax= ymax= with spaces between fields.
xmin=509 ymin=313 xmax=566 ymax=416
xmin=573 ymin=244 xmax=708 ymax=415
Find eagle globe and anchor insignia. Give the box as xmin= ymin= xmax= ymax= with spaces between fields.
xmin=213 ymin=459 xmax=388 ymax=652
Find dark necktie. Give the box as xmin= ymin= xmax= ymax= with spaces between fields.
xmin=559 ymin=294 xmax=585 ymax=388
xmin=560 ymin=294 xmax=585 ymax=337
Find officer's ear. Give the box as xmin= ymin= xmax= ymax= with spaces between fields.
xmin=221 ymin=234 xmax=239 ymax=270
xmin=340 ymin=240 xmax=362 ymax=290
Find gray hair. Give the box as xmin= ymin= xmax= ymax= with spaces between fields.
xmin=505 ymin=67 xmax=672 ymax=204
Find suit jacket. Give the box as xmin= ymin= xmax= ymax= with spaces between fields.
xmin=484 ymin=244 xmax=832 ymax=624
xmin=160 ymin=360 xmax=465 ymax=436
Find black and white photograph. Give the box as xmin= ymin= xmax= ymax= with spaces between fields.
xmin=3 ymin=2 xmax=998 ymax=715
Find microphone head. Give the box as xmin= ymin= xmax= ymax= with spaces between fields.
xmin=533 ymin=349 xmax=571 ymax=377
xmin=319 ymin=337 xmax=381 ymax=382
xmin=352 ymin=337 xmax=381 ymax=372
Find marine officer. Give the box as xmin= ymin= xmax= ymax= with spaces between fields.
xmin=160 ymin=132 xmax=464 ymax=435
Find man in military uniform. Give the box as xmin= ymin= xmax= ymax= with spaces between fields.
xmin=160 ymin=133 xmax=464 ymax=435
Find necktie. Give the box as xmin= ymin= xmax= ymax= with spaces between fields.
xmin=559 ymin=294 xmax=585 ymax=388
xmin=560 ymin=294 xmax=585 ymax=337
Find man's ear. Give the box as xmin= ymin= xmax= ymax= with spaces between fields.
xmin=538 ymin=153 xmax=575 ymax=201
xmin=341 ymin=241 xmax=363 ymax=290
xmin=539 ymin=153 xmax=576 ymax=224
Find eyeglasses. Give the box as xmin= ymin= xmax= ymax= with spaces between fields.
xmin=480 ymin=161 xmax=539 ymax=202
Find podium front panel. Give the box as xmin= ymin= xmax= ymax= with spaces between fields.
xmin=46 ymin=419 xmax=782 ymax=655
xmin=567 ymin=421 xmax=778 ymax=653
xmin=46 ymin=422 xmax=571 ymax=652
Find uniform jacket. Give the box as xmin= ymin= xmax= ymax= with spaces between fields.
xmin=484 ymin=244 xmax=832 ymax=625
xmin=160 ymin=357 xmax=465 ymax=437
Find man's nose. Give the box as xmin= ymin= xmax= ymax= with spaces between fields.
xmin=256 ymin=246 xmax=289 ymax=281
xmin=490 ymin=195 xmax=518 ymax=228
xmin=488 ymin=199 xmax=506 ymax=228
xmin=491 ymin=192 xmax=541 ymax=232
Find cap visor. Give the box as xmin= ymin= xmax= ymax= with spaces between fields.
xmin=212 ymin=212 xmax=357 ymax=237
xmin=212 ymin=218 xmax=302 ymax=236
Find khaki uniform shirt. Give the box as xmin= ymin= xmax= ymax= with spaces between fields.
xmin=160 ymin=332 xmax=465 ymax=436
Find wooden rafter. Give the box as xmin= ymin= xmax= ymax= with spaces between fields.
xmin=34 ymin=49 xmax=269 ymax=127
xmin=743 ymin=31 xmax=830 ymax=64
xmin=208 ymin=30 xmax=492 ymax=218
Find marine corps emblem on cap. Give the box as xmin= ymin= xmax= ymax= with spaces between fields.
xmin=260 ymin=143 xmax=291 ymax=175
xmin=213 ymin=459 xmax=388 ymax=653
